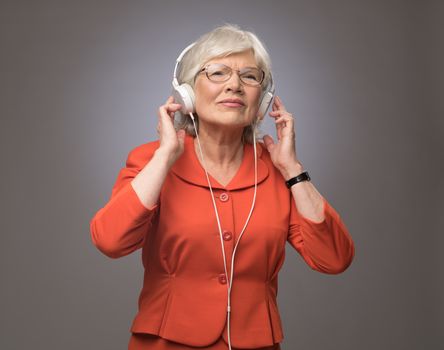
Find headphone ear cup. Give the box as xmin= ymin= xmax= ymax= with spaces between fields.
xmin=257 ymin=90 xmax=274 ymax=121
xmin=172 ymin=83 xmax=195 ymax=115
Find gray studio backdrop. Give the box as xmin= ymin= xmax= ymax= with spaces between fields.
xmin=1 ymin=0 xmax=442 ymax=349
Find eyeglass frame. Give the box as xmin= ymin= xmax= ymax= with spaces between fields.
xmin=194 ymin=63 xmax=265 ymax=87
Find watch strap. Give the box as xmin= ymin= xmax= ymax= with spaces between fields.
xmin=285 ymin=171 xmax=311 ymax=188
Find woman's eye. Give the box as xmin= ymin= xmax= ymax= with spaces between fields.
xmin=243 ymin=74 xmax=260 ymax=82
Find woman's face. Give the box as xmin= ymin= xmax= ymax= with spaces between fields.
xmin=193 ymin=50 xmax=262 ymax=132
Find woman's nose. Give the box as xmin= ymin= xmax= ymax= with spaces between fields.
xmin=224 ymin=72 xmax=243 ymax=92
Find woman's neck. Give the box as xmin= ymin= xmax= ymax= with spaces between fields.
xmin=193 ymin=126 xmax=244 ymax=168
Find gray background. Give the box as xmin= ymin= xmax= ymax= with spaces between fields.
xmin=1 ymin=0 xmax=443 ymax=349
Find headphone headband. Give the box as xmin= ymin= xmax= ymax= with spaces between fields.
xmin=173 ymin=42 xmax=196 ymax=87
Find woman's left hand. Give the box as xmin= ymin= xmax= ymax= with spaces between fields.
xmin=263 ymin=96 xmax=303 ymax=180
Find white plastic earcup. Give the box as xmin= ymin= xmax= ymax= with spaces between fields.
xmin=172 ymin=82 xmax=195 ymax=115
xmin=257 ymin=89 xmax=274 ymax=121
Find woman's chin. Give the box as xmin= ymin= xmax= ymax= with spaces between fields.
xmin=210 ymin=118 xmax=249 ymax=127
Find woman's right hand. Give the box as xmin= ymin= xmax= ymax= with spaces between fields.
xmin=156 ymin=96 xmax=186 ymax=167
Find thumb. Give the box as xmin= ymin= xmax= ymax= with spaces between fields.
xmin=262 ymin=134 xmax=275 ymax=152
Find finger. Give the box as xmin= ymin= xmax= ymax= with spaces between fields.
xmin=274 ymin=114 xmax=294 ymax=123
xmin=262 ymin=134 xmax=275 ymax=152
xmin=158 ymin=106 xmax=176 ymax=130
xmin=275 ymin=120 xmax=288 ymax=130
xmin=268 ymin=110 xmax=283 ymax=140
xmin=162 ymin=96 xmax=181 ymax=113
xmin=274 ymin=96 xmax=287 ymax=111
xmin=275 ymin=115 xmax=295 ymax=131
xmin=166 ymin=103 xmax=182 ymax=111
xmin=167 ymin=104 xmax=182 ymax=119
xmin=272 ymin=97 xmax=278 ymax=112
xmin=276 ymin=126 xmax=282 ymax=141
xmin=274 ymin=115 xmax=284 ymax=140
xmin=161 ymin=98 xmax=181 ymax=109
xmin=269 ymin=109 xmax=291 ymax=118
xmin=165 ymin=102 xmax=181 ymax=117
xmin=269 ymin=110 xmax=284 ymax=117
xmin=159 ymin=103 xmax=182 ymax=119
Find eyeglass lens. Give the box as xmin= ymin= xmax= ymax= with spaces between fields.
xmin=205 ymin=63 xmax=263 ymax=85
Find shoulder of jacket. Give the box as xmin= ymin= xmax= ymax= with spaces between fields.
xmin=126 ymin=139 xmax=160 ymax=169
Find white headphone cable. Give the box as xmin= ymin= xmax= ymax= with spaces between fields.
xmin=188 ymin=112 xmax=258 ymax=350
xmin=226 ymin=131 xmax=258 ymax=350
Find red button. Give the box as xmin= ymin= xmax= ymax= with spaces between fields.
xmin=218 ymin=273 xmax=227 ymax=284
xmin=222 ymin=230 xmax=232 ymax=241
xmin=219 ymin=192 xmax=229 ymax=202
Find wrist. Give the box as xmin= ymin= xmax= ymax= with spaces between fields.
xmin=154 ymin=147 xmax=177 ymax=169
xmin=282 ymin=162 xmax=304 ymax=181
xmin=285 ymin=171 xmax=311 ymax=188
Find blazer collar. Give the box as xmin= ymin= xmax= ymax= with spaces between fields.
xmin=171 ymin=134 xmax=269 ymax=190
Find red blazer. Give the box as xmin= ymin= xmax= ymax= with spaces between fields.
xmin=90 ymin=134 xmax=355 ymax=348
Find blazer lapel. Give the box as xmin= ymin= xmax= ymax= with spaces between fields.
xmin=170 ymin=134 xmax=269 ymax=190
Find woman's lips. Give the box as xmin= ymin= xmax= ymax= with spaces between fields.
xmin=219 ymin=102 xmax=245 ymax=108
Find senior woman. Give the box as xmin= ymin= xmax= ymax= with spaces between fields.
xmin=90 ymin=24 xmax=355 ymax=350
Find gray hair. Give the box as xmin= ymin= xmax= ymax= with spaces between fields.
xmin=174 ymin=23 xmax=272 ymax=144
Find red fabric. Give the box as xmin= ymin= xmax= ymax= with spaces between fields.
xmin=90 ymin=134 xmax=355 ymax=348
xmin=128 ymin=333 xmax=280 ymax=350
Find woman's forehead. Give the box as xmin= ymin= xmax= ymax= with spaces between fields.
xmin=203 ymin=50 xmax=258 ymax=68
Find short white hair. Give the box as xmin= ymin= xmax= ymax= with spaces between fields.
xmin=175 ymin=23 xmax=272 ymax=144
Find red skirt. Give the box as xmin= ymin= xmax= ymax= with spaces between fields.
xmin=128 ymin=333 xmax=281 ymax=350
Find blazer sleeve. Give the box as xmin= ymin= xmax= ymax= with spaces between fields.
xmin=287 ymin=195 xmax=355 ymax=274
xmin=90 ymin=143 xmax=159 ymax=259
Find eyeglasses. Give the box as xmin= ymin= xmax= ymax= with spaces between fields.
xmin=196 ymin=63 xmax=265 ymax=87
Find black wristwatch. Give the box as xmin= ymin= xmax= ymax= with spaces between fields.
xmin=285 ymin=171 xmax=311 ymax=188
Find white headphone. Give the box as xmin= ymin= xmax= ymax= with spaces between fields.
xmin=171 ymin=42 xmax=275 ymax=122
